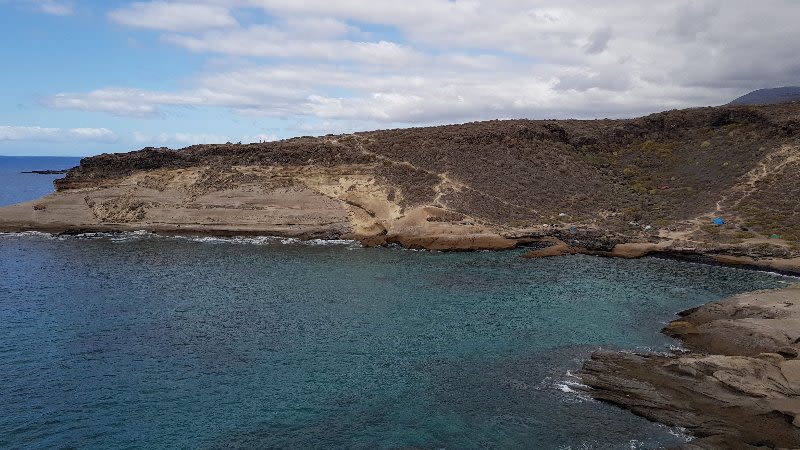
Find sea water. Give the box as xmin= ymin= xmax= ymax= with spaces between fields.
xmin=0 ymin=157 xmax=795 ymax=449
xmin=0 ymin=156 xmax=81 ymax=206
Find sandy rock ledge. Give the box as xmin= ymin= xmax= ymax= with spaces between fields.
xmin=582 ymin=285 xmax=800 ymax=449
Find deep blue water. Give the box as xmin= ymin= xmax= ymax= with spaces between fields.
xmin=0 ymin=156 xmax=81 ymax=207
xmin=0 ymin=157 xmax=796 ymax=449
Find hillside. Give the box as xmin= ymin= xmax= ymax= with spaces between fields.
xmin=729 ymin=86 xmax=800 ymax=106
xmin=1 ymin=102 xmax=799 ymax=266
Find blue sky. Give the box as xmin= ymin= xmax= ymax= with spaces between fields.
xmin=1 ymin=0 xmax=798 ymax=156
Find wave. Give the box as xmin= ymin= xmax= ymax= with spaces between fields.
xmin=0 ymin=230 xmax=362 ymax=248
xmin=554 ymin=370 xmax=593 ymax=403
xmin=0 ymin=230 xmax=55 ymax=238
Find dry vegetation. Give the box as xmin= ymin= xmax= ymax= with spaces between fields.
xmin=57 ymin=103 xmax=800 ymax=247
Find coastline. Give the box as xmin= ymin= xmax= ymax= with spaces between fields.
xmin=581 ymin=284 xmax=800 ymax=449
xmin=1 ymin=209 xmax=798 ymax=275
xmin=2 ymin=102 xmax=798 ymax=266
xmin=4 ymin=194 xmax=800 ymax=447
xmin=5 ymin=225 xmax=799 ymax=447
xmin=522 ymin=237 xmax=800 ymax=276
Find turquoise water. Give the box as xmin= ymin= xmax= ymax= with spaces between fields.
xmin=0 ymin=233 xmax=795 ymax=449
xmin=0 ymin=157 xmax=796 ymax=448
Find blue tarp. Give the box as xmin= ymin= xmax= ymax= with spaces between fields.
xmin=712 ymin=217 xmax=725 ymax=225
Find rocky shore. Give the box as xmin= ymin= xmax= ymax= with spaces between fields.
xmin=0 ymin=102 xmax=797 ymax=262
xmin=0 ymin=102 xmax=798 ymax=448
xmin=521 ymin=236 xmax=800 ymax=276
xmin=582 ymin=284 xmax=800 ymax=449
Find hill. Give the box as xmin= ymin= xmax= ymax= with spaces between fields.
xmin=729 ymin=86 xmax=800 ymax=105
xmin=1 ymin=102 xmax=798 ymax=268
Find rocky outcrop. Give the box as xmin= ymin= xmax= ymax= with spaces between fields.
xmin=0 ymin=102 xmax=798 ymax=256
xmin=582 ymin=285 xmax=800 ymax=449
xmin=0 ymin=164 xmax=518 ymax=250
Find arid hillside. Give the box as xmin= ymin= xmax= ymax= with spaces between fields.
xmin=2 ymin=103 xmax=799 ymax=259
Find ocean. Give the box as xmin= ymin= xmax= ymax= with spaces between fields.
xmin=0 ymin=156 xmax=82 ymax=206
xmin=0 ymin=156 xmax=795 ymax=449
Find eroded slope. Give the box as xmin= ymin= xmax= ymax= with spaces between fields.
xmin=1 ymin=103 xmax=798 ymax=255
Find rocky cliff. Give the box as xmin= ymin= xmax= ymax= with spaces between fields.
xmin=1 ymin=103 xmax=798 ymax=259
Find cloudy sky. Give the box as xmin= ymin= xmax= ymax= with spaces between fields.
xmin=1 ymin=0 xmax=798 ymax=155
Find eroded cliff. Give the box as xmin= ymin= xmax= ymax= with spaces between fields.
xmin=1 ymin=103 xmax=798 ymax=258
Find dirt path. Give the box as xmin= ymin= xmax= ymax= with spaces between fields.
xmin=660 ymin=144 xmax=799 ymax=242
xmin=334 ymin=136 xmax=542 ymax=217
xmin=723 ymin=144 xmax=799 ymax=210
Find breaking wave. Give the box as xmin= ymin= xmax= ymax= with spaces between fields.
xmin=0 ymin=230 xmax=361 ymax=248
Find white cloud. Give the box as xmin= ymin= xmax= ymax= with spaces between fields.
xmin=132 ymin=131 xmax=277 ymax=146
xmin=163 ymin=27 xmax=422 ymax=66
xmin=39 ymin=1 xmax=800 ymax=131
xmin=0 ymin=126 xmax=118 ymax=142
xmin=108 ymin=1 xmax=237 ymax=32
xmin=133 ymin=131 xmax=231 ymax=145
xmin=44 ymin=88 xmax=204 ymax=117
xmin=30 ymin=0 xmax=73 ymax=15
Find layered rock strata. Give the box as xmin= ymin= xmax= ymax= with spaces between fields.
xmin=583 ymin=285 xmax=800 ymax=449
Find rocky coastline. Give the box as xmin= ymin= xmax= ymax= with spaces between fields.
xmin=521 ymin=235 xmax=800 ymax=276
xmin=2 ymin=102 xmax=797 ymax=263
xmin=582 ymin=284 xmax=800 ymax=449
xmin=0 ymin=101 xmax=798 ymax=448
xmin=21 ymin=169 xmax=69 ymax=175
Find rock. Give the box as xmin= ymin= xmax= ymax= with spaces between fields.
xmin=21 ymin=169 xmax=69 ymax=174
xmin=2 ymin=103 xmax=799 ymax=261
xmin=582 ymin=285 xmax=800 ymax=448
xmin=521 ymin=238 xmax=576 ymax=258
xmin=758 ymin=352 xmax=786 ymax=364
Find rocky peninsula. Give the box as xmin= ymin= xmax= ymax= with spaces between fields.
xmin=1 ymin=102 xmax=798 ymax=269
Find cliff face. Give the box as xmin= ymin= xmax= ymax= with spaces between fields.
xmin=1 ymin=103 xmax=798 ymax=256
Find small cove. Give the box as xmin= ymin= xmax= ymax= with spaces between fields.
xmin=1 ymin=157 xmax=797 ymax=449
xmin=1 ymin=231 xmax=795 ymax=449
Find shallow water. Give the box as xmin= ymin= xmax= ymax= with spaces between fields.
xmin=1 ymin=230 xmax=795 ymax=449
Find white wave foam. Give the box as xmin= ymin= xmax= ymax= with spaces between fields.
xmin=666 ymin=426 xmax=692 ymax=441
xmin=0 ymin=231 xmax=54 ymax=238
xmin=179 ymin=235 xmax=360 ymax=247
xmin=175 ymin=233 xmax=362 ymax=248
xmin=555 ymin=383 xmax=576 ymax=393
xmin=0 ymin=230 xmax=361 ymax=248
xmin=554 ymin=369 xmax=592 ymax=403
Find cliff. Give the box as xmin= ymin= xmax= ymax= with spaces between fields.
xmin=1 ymin=103 xmax=798 ymax=260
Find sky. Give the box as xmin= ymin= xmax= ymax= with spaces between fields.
xmin=0 ymin=0 xmax=798 ymax=156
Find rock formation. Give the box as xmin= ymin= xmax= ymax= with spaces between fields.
xmin=583 ymin=285 xmax=800 ymax=449
xmin=0 ymin=103 xmax=798 ymax=261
